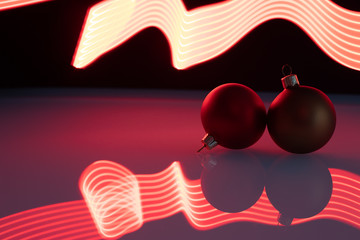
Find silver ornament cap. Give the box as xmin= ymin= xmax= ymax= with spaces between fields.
xmin=281 ymin=64 xmax=300 ymax=89
xmin=281 ymin=74 xmax=300 ymax=89
xmin=197 ymin=133 xmax=218 ymax=152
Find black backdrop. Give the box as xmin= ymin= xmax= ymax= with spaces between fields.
xmin=1 ymin=0 xmax=360 ymax=94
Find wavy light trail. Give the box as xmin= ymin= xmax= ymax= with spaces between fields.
xmin=0 ymin=0 xmax=49 ymax=11
xmin=80 ymin=160 xmax=360 ymax=239
xmin=72 ymin=0 xmax=360 ymax=71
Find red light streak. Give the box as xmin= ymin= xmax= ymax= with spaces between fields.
xmin=0 ymin=200 xmax=100 ymax=240
xmin=72 ymin=0 xmax=360 ymax=71
xmin=79 ymin=160 xmax=360 ymax=239
xmin=0 ymin=0 xmax=49 ymax=11
xmin=0 ymin=162 xmax=359 ymax=239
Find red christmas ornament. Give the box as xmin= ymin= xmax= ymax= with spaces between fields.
xmin=199 ymin=83 xmax=266 ymax=151
xmin=267 ymin=66 xmax=336 ymax=154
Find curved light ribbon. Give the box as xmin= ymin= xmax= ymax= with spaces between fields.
xmin=0 ymin=0 xmax=50 ymax=11
xmin=79 ymin=160 xmax=360 ymax=239
xmin=72 ymin=0 xmax=360 ymax=71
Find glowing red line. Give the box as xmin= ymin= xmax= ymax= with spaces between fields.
xmin=19 ymin=219 xmax=96 ymax=240
xmin=1 ymin=213 xmax=91 ymax=239
xmin=0 ymin=201 xmax=100 ymax=240
xmin=72 ymin=0 xmax=360 ymax=71
xmin=0 ymin=0 xmax=50 ymax=11
xmin=80 ymin=160 xmax=360 ymax=239
xmin=46 ymin=226 xmax=99 ymax=240
xmin=6 ymin=216 xmax=93 ymax=240
xmin=331 ymin=195 xmax=360 ymax=211
xmin=49 ymin=230 xmax=100 ymax=240
xmin=0 ymin=201 xmax=84 ymax=229
xmin=1 ymin=209 xmax=89 ymax=234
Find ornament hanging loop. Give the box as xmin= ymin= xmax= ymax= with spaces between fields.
xmin=282 ymin=64 xmax=293 ymax=77
xmin=281 ymin=64 xmax=299 ymax=89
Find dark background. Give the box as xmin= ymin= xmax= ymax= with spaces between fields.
xmin=1 ymin=0 xmax=360 ymax=93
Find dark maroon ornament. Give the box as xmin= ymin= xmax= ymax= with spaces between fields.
xmin=199 ymin=83 xmax=266 ymax=151
xmin=265 ymin=155 xmax=333 ymax=226
xmin=267 ymin=66 xmax=336 ymax=154
xmin=201 ymin=150 xmax=265 ymax=213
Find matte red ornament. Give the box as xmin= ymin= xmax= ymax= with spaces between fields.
xmin=199 ymin=83 xmax=266 ymax=150
xmin=267 ymin=67 xmax=336 ymax=154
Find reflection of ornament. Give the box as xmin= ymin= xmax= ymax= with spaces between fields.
xmin=267 ymin=66 xmax=336 ymax=153
xmin=199 ymin=83 xmax=266 ymax=151
xmin=265 ymin=156 xmax=333 ymax=226
xmin=200 ymin=151 xmax=265 ymax=213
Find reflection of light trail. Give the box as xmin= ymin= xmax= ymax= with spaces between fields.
xmin=72 ymin=0 xmax=360 ymax=71
xmin=0 ymin=162 xmax=359 ymax=239
xmin=294 ymin=169 xmax=360 ymax=228
xmin=0 ymin=0 xmax=49 ymax=11
xmin=0 ymin=200 xmax=99 ymax=240
xmin=80 ymin=160 xmax=360 ymax=239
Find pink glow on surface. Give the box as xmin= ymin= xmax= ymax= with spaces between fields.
xmin=0 ymin=0 xmax=49 ymax=11
xmin=72 ymin=0 xmax=360 ymax=71
xmin=80 ymin=160 xmax=360 ymax=239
